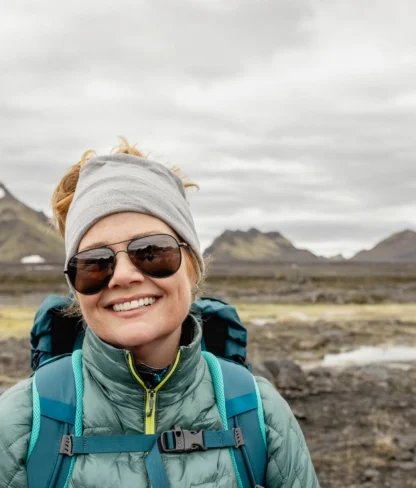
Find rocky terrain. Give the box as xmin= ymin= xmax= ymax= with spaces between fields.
xmin=1 ymin=268 xmax=416 ymax=487
xmin=206 ymin=268 xmax=416 ymax=304
xmin=244 ymin=316 xmax=416 ymax=366
xmin=0 ymin=337 xmax=31 ymax=391
xmin=253 ymin=360 xmax=416 ymax=488
xmin=1 ymin=313 xmax=416 ymax=488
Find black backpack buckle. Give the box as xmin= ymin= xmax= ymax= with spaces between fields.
xmin=160 ymin=425 xmax=207 ymax=453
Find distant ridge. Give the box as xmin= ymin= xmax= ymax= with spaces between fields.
xmin=204 ymin=227 xmax=323 ymax=263
xmin=0 ymin=182 xmax=65 ymax=264
xmin=351 ymin=229 xmax=416 ymax=263
xmin=2 ymin=182 xmax=416 ymax=266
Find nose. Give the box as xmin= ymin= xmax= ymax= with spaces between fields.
xmin=107 ymin=250 xmax=145 ymax=289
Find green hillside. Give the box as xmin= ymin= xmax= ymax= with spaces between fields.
xmin=205 ymin=228 xmax=322 ymax=263
xmin=0 ymin=183 xmax=65 ymax=264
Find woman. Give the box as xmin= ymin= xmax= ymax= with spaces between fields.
xmin=0 ymin=141 xmax=319 ymax=487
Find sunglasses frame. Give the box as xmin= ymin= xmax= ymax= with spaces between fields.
xmin=64 ymin=233 xmax=188 ymax=295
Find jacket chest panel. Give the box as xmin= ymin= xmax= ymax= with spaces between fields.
xmin=70 ymin=449 xmax=238 ymax=488
xmin=82 ymin=376 xmax=146 ymax=433
xmin=71 ymin=369 xmax=235 ymax=486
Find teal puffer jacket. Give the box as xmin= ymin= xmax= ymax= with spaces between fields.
xmin=0 ymin=317 xmax=319 ymax=487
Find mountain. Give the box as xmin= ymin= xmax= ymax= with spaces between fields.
xmin=327 ymin=254 xmax=347 ymax=262
xmin=0 ymin=183 xmax=65 ymax=264
xmin=204 ymin=228 xmax=323 ymax=263
xmin=351 ymin=230 xmax=416 ymax=263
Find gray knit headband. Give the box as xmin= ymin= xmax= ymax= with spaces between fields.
xmin=65 ymin=154 xmax=204 ymax=288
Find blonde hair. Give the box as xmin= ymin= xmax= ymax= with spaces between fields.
xmin=52 ymin=137 xmax=207 ymax=308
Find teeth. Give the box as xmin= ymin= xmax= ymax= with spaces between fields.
xmin=112 ymin=297 xmax=157 ymax=312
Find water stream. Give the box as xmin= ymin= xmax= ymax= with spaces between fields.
xmin=323 ymin=345 xmax=416 ymax=367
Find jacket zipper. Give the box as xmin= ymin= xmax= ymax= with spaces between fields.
xmin=147 ymin=390 xmax=155 ymax=418
xmin=127 ymin=350 xmax=182 ymax=434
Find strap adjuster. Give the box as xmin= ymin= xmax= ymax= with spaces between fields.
xmin=59 ymin=434 xmax=74 ymax=456
xmin=234 ymin=427 xmax=245 ymax=448
xmin=160 ymin=425 xmax=207 ymax=453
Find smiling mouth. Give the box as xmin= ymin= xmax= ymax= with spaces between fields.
xmin=106 ymin=296 xmax=161 ymax=313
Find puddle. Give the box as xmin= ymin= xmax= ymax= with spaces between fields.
xmin=323 ymin=345 xmax=416 ymax=367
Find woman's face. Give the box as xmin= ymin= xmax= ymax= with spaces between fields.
xmin=75 ymin=212 xmax=195 ymax=353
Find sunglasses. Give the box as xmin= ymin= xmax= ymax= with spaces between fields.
xmin=64 ymin=234 xmax=188 ymax=295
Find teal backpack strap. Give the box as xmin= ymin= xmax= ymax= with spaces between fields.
xmin=54 ymin=427 xmax=243 ymax=488
xmin=202 ymin=351 xmax=267 ymax=488
xmin=26 ymin=350 xmax=83 ymax=488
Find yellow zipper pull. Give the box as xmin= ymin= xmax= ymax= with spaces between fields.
xmin=147 ymin=390 xmax=155 ymax=417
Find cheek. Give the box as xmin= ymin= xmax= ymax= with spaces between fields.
xmin=163 ymin=271 xmax=193 ymax=312
xmin=76 ymin=294 xmax=99 ymax=322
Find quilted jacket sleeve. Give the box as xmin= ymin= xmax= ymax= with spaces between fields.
xmin=0 ymin=378 xmax=32 ymax=488
xmin=256 ymin=376 xmax=320 ymax=488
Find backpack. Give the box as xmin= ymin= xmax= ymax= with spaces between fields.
xmin=27 ymin=296 xmax=267 ymax=488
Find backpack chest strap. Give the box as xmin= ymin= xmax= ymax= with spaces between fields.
xmin=60 ymin=427 xmax=244 ymax=456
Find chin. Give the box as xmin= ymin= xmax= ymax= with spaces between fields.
xmin=87 ymin=307 xmax=185 ymax=351
xmin=109 ymin=324 xmax=163 ymax=349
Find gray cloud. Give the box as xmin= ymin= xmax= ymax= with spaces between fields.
xmin=1 ymin=0 xmax=416 ymax=258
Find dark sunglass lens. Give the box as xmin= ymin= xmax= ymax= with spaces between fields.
xmin=68 ymin=248 xmax=115 ymax=294
xmin=128 ymin=235 xmax=182 ymax=278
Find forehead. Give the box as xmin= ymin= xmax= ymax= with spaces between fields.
xmin=78 ymin=212 xmax=177 ymax=252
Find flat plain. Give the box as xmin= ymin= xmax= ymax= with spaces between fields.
xmin=1 ymin=262 xmax=416 ymax=487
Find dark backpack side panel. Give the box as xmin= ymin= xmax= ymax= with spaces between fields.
xmin=51 ymin=310 xmax=83 ymax=357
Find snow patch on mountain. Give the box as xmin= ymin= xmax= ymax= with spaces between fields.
xmin=20 ymin=255 xmax=46 ymax=264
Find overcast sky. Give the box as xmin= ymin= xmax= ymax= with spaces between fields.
xmin=1 ymin=0 xmax=416 ymax=257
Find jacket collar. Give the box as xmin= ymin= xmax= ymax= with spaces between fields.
xmin=82 ymin=315 xmax=203 ymax=406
